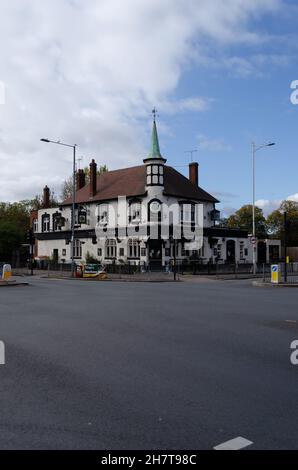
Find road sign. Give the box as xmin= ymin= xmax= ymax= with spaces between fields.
xmin=271 ymin=264 xmax=281 ymax=284
xmin=250 ymin=237 xmax=257 ymax=245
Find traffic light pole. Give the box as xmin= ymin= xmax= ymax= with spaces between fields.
xmin=30 ymin=243 xmax=34 ymax=276
xmin=27 ymin=228 xmax=35 ymax=276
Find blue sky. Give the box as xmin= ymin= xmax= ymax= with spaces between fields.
xmin=154 ymin=2 xmax=298 ymax=216
xmin=0 ymin=0 xmax=297 ymax=216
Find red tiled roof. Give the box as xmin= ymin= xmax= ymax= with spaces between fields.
xmin=164 ymin=166 xmax=219 ymax=202
xmin=62 ymin=165 xmax=219 ymax=205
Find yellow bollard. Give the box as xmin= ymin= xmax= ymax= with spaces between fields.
xmin=2 ymin=264 xmax=12 ymax=281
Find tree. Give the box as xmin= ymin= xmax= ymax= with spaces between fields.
xmin=0 ymin=201 xmax=31 ymax=262
xmin=267 ymin=200 xmax=298 ymax=245
xmin=226 ymin=204 xmax=267 ymax=238
xmin=0 ymin=191 xmax=60 ymax=264
xmin=266 ymin=210 xmax=283 ymax=237
xmin=61 ymin=165 xmax=108 ymax=200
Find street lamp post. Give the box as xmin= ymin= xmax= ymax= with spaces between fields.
xmin=252 ymin=141 xmax=275 ymax=275
xmin=40 ymin=139 xmax=77 ymax=278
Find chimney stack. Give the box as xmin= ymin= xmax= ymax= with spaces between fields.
xmin=76 ymin=169 xmax=86 ymax=191
xmin=89 ymin=159 xmax=97 ymax=197
xmin=189 ymin=162 xmax=199 ymax=187
xmin=43 ymin=185 xmax=50 ymax=208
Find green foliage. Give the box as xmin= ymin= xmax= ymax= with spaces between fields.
xmin=0 ymin=202 xmax=31 ymax=261
xmin=85 ymin=251 xmax=100 ymax=264
xmin=226 ymin=204 xmax=267 ymax=238
xmin=61 ymin=165 xmax=108 ymax=200
xmin=267 ymin=200 xmax=298 ymax=246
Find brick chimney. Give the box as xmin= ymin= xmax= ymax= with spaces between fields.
xmin=189 ymin=162 xmax=199 ymax=187
xmin=43 ymin=185 xmax=50 ymax=208
xmin=89 ymin=159 xmax=97 ymax=197
xmin=76 ymin=169 xmax=86 ymax=190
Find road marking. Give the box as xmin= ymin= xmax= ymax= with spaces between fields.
xmin=213 ymin=437 xmax=253 ymax=450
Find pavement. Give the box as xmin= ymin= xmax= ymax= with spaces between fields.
xmin=0 ymin=277 xmax=298 ymax=450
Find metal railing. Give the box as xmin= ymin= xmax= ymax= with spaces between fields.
xmin=263 ymin=262 xmax=298 ymax=284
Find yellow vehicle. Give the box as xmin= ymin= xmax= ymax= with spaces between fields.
xmin=76 ymin=263 xmax=107 ymax=280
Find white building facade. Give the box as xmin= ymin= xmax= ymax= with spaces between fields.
xmin=33 ymin=120 xmax=280 ymax=269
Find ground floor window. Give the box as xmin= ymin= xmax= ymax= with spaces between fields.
xmin=141 ymin=247 xmax=146 ymax=257
xmin=105 ymin=239 xmax=116 ymax=258
xmin=214 ymin=244 xmax=222 ymax=259
xmin=199 ymin=242 xmax=205 ymax=258
xmin=119 ymin=248 xmax=124 ymax=257
xmin=128 ymin=239 xmax=140 ymax=258
xmin=73 ymin=239 xmax=82 ymax=258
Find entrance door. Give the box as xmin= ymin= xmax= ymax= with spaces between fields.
xmin=148 ymin=239 xmax=163 ymax=271
xmin=52 ymin=249 xmax=59 ymax=264
xmin=258 ymin=241 xmax=267 ymax=264
xmin=226 ymin=240 xmax=236 ymax=263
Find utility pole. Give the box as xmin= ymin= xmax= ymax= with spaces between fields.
xmin=284 ymin=211 xmax=288 ymax=283
xmin=251 ymin=141 xmax=275 ymax=275
xmin=41 ymin=139 xmax=77 ymax=278
xmin=173 ymin=238 xmax=177 ymax=281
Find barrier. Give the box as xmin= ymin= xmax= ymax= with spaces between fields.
xmin=2 ymin=264 xmax=12 ymax=281
xmin=271 ymin=264 xmax=281 ymax=284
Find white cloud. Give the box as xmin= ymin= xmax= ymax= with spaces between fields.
xmin=161 ymin=97 xmax=210 ymax=114
xmin=256 ymin=193 xmax=298 ymax=215
xmin=287 ymin=193 xmax=298 ymax=202
xmin=198 ymin=134 xmax=232 ymax=152
xmin=255 ymin=199 xmax=281 ymax=215
xmin=0 ymin=0 xmax=283 ymax=201
xmin=0 ymin=81 xmax=5 ymax=105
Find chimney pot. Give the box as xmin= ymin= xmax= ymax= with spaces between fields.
xmin=76 ymin=169 xmax=86 ymax=191
xmin=189 ymin=162 xmax=199 ymax=187
xmin=89 ymin=159 xmax=97 ymax=197
xmin=43 ymin=185 xmax=50 ymax=208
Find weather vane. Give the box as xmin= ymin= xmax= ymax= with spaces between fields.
xmin=152 ymin=108 xmax=158 ymax=121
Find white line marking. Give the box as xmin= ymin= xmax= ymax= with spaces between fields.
xmin=214 ymin=437 xmax=253 ymax=450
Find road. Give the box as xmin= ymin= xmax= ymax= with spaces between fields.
xmin=0 ymin=277 xmax=297 ymax=449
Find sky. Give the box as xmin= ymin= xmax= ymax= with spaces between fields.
xmin=0 ymin=0 xmax=298 ymax=217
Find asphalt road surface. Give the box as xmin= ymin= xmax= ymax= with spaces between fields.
xmin=0 ymin=277 xmax=298 ymax=450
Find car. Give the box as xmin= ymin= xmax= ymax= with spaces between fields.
xmin=75 ymin=263 xmax=107 ymax=280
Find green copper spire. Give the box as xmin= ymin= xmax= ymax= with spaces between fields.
xmin=148 ymin=118 xmax=162 ymax=158
xmin=143 ymin=109 xmax=167 ymax=164
xmin=147 ymin=108 xmax=164 ymax=159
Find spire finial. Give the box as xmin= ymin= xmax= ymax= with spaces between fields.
xmin=152 ymin=107 xmax=157 ymax=121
